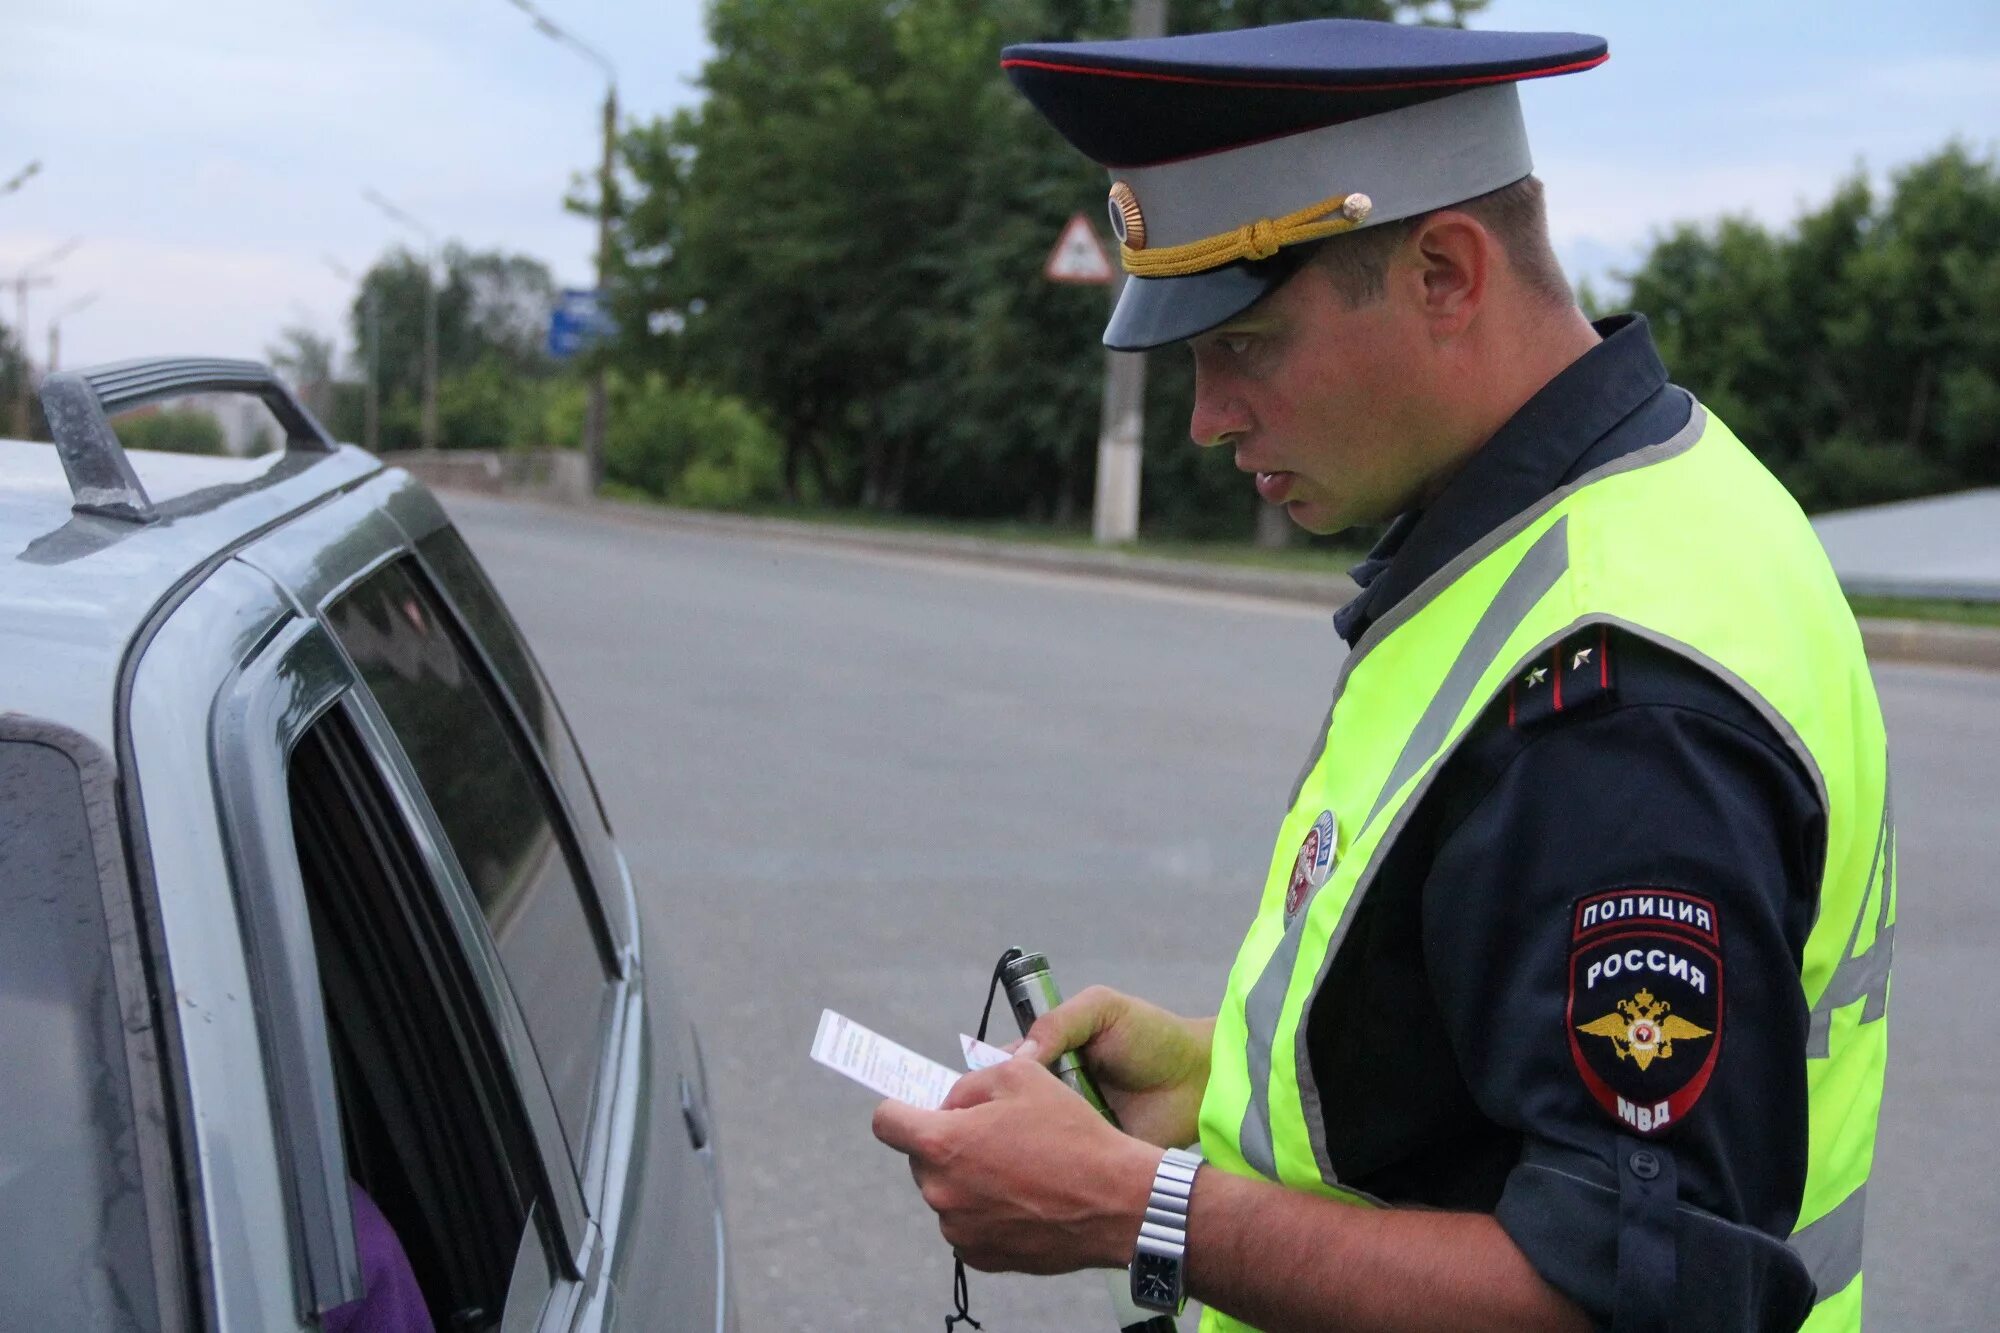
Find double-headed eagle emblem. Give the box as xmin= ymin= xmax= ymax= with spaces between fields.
xmin=1576 ymin=988 xmax=1712 ymax=1070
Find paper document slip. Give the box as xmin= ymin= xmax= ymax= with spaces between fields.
xmin=810 ymin=1010 xmax=1020 ymax=1108
xmin=812 ymin=1009 xmax=961 ymax=1109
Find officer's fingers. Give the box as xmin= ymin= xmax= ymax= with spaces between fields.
xmin=1022 ymin=984 xmax=1126 ymax=1062
xmin=940 ymin=1064 xmax=1016 ymax=1111
xmin=871 ymin=1098 xmax=944 ymax=1158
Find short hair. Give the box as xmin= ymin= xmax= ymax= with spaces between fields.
xmin=1306 ymin=175 xmax=1573 ymax=309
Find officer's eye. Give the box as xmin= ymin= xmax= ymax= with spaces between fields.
xmin=1216 ymin=333 xmax=1255 ymax=357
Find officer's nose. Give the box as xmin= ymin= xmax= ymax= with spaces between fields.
xmin=1189 ymin=368 xmax=1249 ymax=449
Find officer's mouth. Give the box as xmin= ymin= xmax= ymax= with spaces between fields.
xmin=1254 ymin=470 xmax=1299 ymax=504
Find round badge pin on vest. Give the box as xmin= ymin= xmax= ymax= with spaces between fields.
xmin=1284 ymin=809 xmax=1339 ymax=923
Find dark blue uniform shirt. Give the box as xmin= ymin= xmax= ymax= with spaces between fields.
xmin=1307 ymin=316 xmax=1822 ymax=1331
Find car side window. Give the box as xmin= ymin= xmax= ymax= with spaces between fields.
xmin=324 ymin=558 xmax=615 ymax=1163
xmin=289 ymin=715 xmax=556 ymax=1330
xmin=414 ymin=525 xmax=624 ymax=904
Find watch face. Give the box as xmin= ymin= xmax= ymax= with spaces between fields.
xmin=1133 ymin=1254 xmax=1180 ymax=1309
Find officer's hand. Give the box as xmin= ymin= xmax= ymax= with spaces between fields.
xmin=1017 ymin=985 xmax=1214 ymax=1148
xmin=872 ymin=1055 xmax=1159 ymax=1274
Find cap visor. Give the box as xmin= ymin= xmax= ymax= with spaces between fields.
xmin=1102 ymin=253 xmax=1304 ymax=351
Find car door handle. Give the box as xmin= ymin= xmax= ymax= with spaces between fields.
xmin=680 ymin=1073 xmax=710 ymax=1151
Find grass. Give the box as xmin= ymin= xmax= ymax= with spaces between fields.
xmin=610 ymin=490 xmax=2000 ymax=628
xmin=1846 ymin=595 xmax=2000 ymax=628
xmin=659 ymin=496 xmax=1371 ymax=575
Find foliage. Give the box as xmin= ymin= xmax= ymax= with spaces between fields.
xmin=346 ymin=245 xmax=563 ymax=450
xmin=113 ymin=407 xmax=225 ymax=456
xmin=0 ymin=319 xmax=35 ymax=439
xmin=268 ymin=325 xmax=338 ymax=420
xmin=604 ymin=374 xmax=784 ymax=508
xmin=1616 ymin=143 xmax=2000 ymax=511
xmin=608 ymin=0 xmax=1475 ymax=531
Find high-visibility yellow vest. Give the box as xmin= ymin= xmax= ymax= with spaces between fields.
xmin=1196 ymin=406 xmax=1892 ymax=1333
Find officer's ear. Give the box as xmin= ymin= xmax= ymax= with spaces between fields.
xmin=1406 ymin=210 xmax=1492 ymax=340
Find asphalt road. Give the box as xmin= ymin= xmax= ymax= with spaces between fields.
xmin=446 ymin=492 xmax=1995 ymax=1332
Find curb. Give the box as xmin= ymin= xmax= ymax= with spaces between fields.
xmin=588 ymin=495 xmax=1359 ymax=609
xmin=1855 ymin=618 xmax=2000 ymax=673
xmin=456 ymin=488 xmax=2000 ymax=672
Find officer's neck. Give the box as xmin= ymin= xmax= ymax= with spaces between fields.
xmin=1412 ymin=296 xmax=1603 ymax=508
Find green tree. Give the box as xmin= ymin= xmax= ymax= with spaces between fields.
xmin=610 ymin=0 xmax=1480 ymax=528
xmin=112 ymin=407 xmax=225 ymax=455
xmin=0 ymin=319 xmax=34 ymax=439
xmin=1621 ymin=142 xmax=2000 ymax=509
xmin=346 ymin=245 xmax=563 ymax=449
xmin=267 ymin=325 xmax=338 ymax=421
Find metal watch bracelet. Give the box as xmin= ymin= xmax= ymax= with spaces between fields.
xmin=1130 ymin=1146 xmax=1202 ymax=1315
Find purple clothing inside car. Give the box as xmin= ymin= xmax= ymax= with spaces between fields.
xmin=324 ymin=1182 xmax=435 ymax=1333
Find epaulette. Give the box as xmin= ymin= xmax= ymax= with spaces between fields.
xmin=1506 ymin=624 xmax=1616 ymax=731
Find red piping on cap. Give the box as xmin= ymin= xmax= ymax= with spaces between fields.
xmin=999 ymin=51 xmax=1607 ymax=96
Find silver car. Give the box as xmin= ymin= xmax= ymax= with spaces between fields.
xmin=2 ymin=358 xmax=734 ymax=1332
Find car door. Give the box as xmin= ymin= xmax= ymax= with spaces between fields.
xmin=395 ymin=517 xmax=730 ymax=1333
xmin=234 ymin=474 xmax=726 ymax=1330
xmin=201 ymin=592 xmax=590 ymax=1331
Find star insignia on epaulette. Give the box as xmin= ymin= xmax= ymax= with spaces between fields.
xmin=1524 ymin=666 xmax=1549 ymax=688
xmin=1571 ymin=647 xmax=1594 ymax=670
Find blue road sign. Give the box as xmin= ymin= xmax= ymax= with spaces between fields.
xmin=548 ymin=288 xmax=616 ymax=359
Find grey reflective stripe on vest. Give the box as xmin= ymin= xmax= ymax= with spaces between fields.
xmin=1808 ymin=780 xmax=1896 ymax=1059
xmin=1288 ymin=401 xmax=1707 ymax=811
xmin=1790 ymin=1186 xmax=1866 ymax=1302
xmin=1236 ymin=519 xmax=1571 ymax=1179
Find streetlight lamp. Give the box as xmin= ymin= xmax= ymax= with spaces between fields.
xmin=45 ymin=291 xmax=97 ymax=373
xmin=361 ymin=187 xmax=440 ymax=451
xmin=6 ymin=235 xmax=80 ymax=437
xmin=501 ymin=0 xmax=617 ymax=493
xmin=325 ymin=254 xmax=381 ymax=453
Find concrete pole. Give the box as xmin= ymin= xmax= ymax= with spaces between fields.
xmin=11 ymin=276 xmax=49 ymax=438
xmin=1090 ymin=0 xmax=1166 ymax=545
xmin=421 ymin=252 xmax=440 ymax=451
xmin=582 ymin=85 xmax=616 ymax=491
xmin=365 ymin=284 xmax=382 ymax=454
xmin=11 ymin=277 xmax=27 ymax=438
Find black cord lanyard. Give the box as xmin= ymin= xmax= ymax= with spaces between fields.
xmin=946 ymin=946 xmax=1025 ymax=1331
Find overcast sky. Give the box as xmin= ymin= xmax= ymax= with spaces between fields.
xmin=3 ymin=1 xmax=1996 ymax=373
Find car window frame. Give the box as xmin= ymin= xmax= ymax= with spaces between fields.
xmin=329 ymin=535 xmax=644 ymax=1197
xmin=209 ymin=617 xmax=366 ymax=1321
xmin=240 ymin=488 xmax=629 ymax=1172
xmin=211 ymin=608 xmax=597 ymax=1320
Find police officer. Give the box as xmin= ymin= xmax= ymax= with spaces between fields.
xmin=872 ymin=20 xmax=1893 ymax=1333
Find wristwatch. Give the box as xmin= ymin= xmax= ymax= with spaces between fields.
xmin=1130 ymin=1146 xmax=1202 ymax=1315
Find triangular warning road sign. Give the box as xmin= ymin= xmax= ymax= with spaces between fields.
xmin=1044 ymin=212 xmax=1114 ymax=284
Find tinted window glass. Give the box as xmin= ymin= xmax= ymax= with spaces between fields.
xmin=0 ymin=741 xmax=160 ymax=1331
xmin=326 ymin=560 xmax=612 ymax=1157
xmin=416 ymin=526 xmax=625 ymax=903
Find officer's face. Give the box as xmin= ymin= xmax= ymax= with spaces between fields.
xmin=1186 ymin=256 xmax=1449 ymax=534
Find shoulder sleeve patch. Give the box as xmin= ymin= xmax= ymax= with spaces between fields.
xmin=1566 ymin=888 xmax=1723 ymax=1136
xmin=1508 ymin=625 xmax=1614 ymax=731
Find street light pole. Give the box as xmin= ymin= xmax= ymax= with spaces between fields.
xmin=46 ymin=292 xmax=97 ymax=373
xmin=502 ymin=0 xmax=617 ymax=493
xmin=325 ymin=255 xmax=382 ymax=453
xmin=6 ymin=235 xmax=79 ymax=437
xmin=1091 ymin=0 xmax=1165 ymax=545
xmin=585 ymin=82 xmax=616 ymax=492
xmin=362 ymin=188 xmax=440 ymax=451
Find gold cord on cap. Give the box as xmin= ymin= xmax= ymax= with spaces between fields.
xmin=1120 ymin=191 xmax=1373 ymax=279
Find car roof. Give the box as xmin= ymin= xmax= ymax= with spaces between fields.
xmin=1 ymin=433 xmax=383 ymax=744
